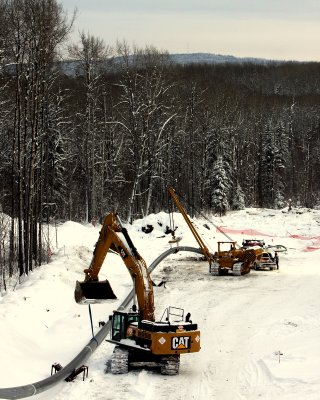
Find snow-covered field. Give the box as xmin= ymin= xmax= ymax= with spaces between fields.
xmin=1 ymin=207 xmax=320 ymax=399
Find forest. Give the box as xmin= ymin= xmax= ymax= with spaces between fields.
xmin=0 ymin=0 xmax=320 ymax=287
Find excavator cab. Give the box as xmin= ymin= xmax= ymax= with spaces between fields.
xmin=74 ymin=279 xmax=117 ymax=304
xmin=110 ymin=311 xmax=140 ymax=341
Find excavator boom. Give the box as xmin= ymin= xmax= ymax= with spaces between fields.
xmin=74 ymin=212 xmax=155 ymax=321
xmin=74 ymin=213 xmax=122 ymax=304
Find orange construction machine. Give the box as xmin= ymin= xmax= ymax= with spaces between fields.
xmin=167 ymin=187 xmax=262 ymax=276
xmin=209 ymin=241 xmax=263 ymax=276
xmin=75 ymin=213 xmax=200 ymax=375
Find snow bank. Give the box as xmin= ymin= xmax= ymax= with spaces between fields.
xmin=0 ymin=207 xmax=319 ymax=399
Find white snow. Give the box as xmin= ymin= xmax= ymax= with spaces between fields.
xmin=1 ymin=207 xmax=320 ymax=399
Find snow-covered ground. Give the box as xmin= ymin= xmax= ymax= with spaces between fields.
xmin=1 ymin=207 xmax=320 ymax=399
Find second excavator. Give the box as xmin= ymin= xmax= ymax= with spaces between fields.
xmin=75 ymin=213 xmax=200 ymax=375
xmin=167 ymin=187 xmax=262 ymax=276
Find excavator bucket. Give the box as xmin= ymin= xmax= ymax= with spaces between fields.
xmin=74 ymin=280 xmax=117 ymax=304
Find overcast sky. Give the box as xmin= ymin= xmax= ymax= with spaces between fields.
xmin=61 ymin=0 xmax=320 ymax=62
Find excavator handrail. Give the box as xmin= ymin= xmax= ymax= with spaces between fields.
xmin=0 ymin=246 xmax=201 ymax=400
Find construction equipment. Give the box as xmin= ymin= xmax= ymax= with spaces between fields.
xmin=242 ymin=239 xmax=265 ymax=248
xmin=253 ymin=250 xmax=277 ymax=270
xmin=167 ymin=186 xmax=215 ymax=266
xmin=167 ymin=187 xmax=262 ymax=276
xmin=75 ymin=212 xmax=200 ymax=375
xmin=267 ymin=244 xmax=287 ymax=253
xmin=242 ymin=239 xmax=287 ymax=254
xmin=209 ymin=241 xmax=263 ymax=276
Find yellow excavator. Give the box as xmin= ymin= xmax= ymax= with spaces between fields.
xmin=167 ymin=187 xmax=262 ymax=276
xmin=75 ymin=213 xmax=200 ymax=375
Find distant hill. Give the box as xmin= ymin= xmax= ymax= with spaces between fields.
xmin=57 ymin=52 xmax=277 ymax=77
xmin=169 ymin=52 xmax=274 ymax=65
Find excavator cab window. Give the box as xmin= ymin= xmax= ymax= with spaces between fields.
xmin=112 ymin=312 xmax=128 ymax=341
xmin=112 ymin=311 xmax=140 ymax=341
xmin=128 ymin=313 xmax=140 ymax=325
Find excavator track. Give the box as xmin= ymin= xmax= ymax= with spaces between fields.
xmin=110 ymin=346 xmax=129 ymax=374
xmin=209 ymin=262 xmax=220 ymax=276
xmin=233 ymin=262 xmax=243 ymax=276
xmin=160 ymin=355 xmax=180 ymax=375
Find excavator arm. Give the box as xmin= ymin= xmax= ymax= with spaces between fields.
xmin=74 ymin=213 xmax=155 ymax=321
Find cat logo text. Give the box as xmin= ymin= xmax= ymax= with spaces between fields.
xmin=171 ymin=336 xmax=191 ymax=350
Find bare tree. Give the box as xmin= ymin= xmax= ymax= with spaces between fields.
xmin=3 ymin=0 xmax=74 ymax=277
xmin=113 ymin=43 xmax=176 ymax=221
xmin=69 ymin=31 xmax=112 ymax=222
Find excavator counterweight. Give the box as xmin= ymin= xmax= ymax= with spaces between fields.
xmin=74 ymin=279 xmax=117 ymax=304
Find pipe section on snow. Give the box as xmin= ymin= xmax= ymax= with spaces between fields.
xmin=0 ymin=246 xmax=202 ymax=399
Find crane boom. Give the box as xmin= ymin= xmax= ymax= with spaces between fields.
xmin=167 ymin=187 xmax=214 ymax=265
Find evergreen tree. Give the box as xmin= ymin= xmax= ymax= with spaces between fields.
xmin=210 ymin=155 xmax=231 ymax=216
xmin=273 ymin=120 xmax=289 ymax=208
xmin=259 ymin=123 xmax=275 ymax=207
xmin=231 ymin=184 xmax=245 ymax=210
